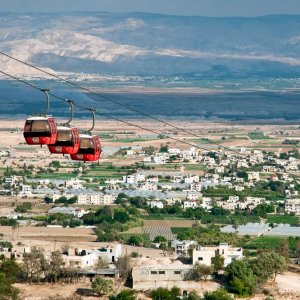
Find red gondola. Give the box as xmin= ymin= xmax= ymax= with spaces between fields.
xmin=70 ymin=109 xmax=101 ymax=162
xmin=70 ymin=134 xmax=101 ymax=162
xmin=23 ymin=89 xmax=58 ymax=145
xmin=48 ymin=100 xmax=80 ymax=155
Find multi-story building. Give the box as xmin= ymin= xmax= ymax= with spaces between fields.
xmin=192 ymin=243 xmax=243 ymax=267
xmin=285 ymin=199 xmax=300 ymax=215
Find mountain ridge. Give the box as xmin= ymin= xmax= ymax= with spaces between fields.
xmin=1 ymin=12 xmax=300 ymax=77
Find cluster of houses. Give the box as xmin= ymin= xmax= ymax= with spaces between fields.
xmin=4 ymin=240 xmax=242 ymax=290
xmin=2 ymin=145 xmax=300 ymax=217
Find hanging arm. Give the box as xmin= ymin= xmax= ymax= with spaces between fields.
xmin=87 ymin=108 xmax=96 ymax=133
xmin=41 ymin=89 xmax=50 ymax=115
xmin=65 ymin=99 xmax=74 ymax=125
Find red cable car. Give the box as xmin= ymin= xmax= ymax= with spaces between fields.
xmin=48 ymin=100 xmax=80 ymax=155
xmin=70 ymin=134 xmax=101 ymax=162
xmin=23 ymin=89 xmax=58 ymax=145
xmin=48 ymin=126 xmax=80 ymax=155
xmin=70 ymin=109 xmax=101 ymax=162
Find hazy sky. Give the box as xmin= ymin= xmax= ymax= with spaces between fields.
xmin=1 ymin=0 xmax=300 ymax=16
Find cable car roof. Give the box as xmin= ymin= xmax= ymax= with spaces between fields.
xmin=26 ymin=116 xmax=52 ymax=121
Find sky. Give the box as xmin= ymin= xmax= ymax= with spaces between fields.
xmin=1 ymin=0 xmax=300 ymax=17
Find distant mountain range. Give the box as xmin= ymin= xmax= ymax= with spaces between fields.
xmin=1 ymin=12 xmax=300 ymax=77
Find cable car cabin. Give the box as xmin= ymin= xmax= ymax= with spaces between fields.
xmin=23 ymin=116 xmax=57 ymax=145
xmin=48 ymin=126 xmax=80 ymax=155
xmin=70 ymin=135 xmax=101 ymax=162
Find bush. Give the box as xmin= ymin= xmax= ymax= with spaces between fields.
xmin=203 ymin=289 xmax=233 ymax=300
xmin=109 ymin=290 xmax=137 ymax=300
xmin=15 ymin=202 xmax=32 ymax=213
xmin=150 ymin=287 xmax=180 ymax=300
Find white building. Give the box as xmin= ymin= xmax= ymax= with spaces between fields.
xmin=19 ymin=184 xmax=32 ymax=196
xmin=168 ymin=148 xmax=181 ymax=155
xmin=285 ymin=199 xmax=300 ymax=215
xmin=171 ymin=240 xmax=198 ymax=256
xmin=123 ymin=173 xmax=145 ymax=184
xmin=75 ymin=244 xmax=122 ymax=264
xmin=147 ymin=200 xmax=164 ymax=209
xmin=65 ymin=178 xmax=84 ymax=189
xmin=247 ymin=172 xmax=260 ymax=181
xmin=200 ymin=197 xmax=212 ymax=210
xmin=182 ymin=200 xmax=198 ymax=210
xmin=184 ymin=175 xmax=199 ymax=184
xmin=193 ymin=243 xmax=243 ymax=267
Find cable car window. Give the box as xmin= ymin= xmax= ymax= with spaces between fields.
xmin=77 ymin=137 xmax=95 ymax=154
xmin=31 ymin=120 xmax=50 ymax=132
xmin=24 ymin=121 xmax=33 ymax=132
xmin=57 ymin=130 xmax=73 ymax=141
xmin=80 ymin=138 xmax=94 ymax=148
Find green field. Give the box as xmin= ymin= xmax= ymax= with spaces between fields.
xmin=243 ymin=236 xmax=300 ymax=256
xmin=35 ymin=173 xmax=77 ymax=179
xmin=267 ymin=214 xmax=299 ymax=225
xmin=248 ymin=132 xmax=270 ymax=140
xmin=108 ymin=138 xmax=154 ymax=143
xmin=86 ymin=163 xmax=133 ymax=179
xmin=156 ymin=164 xmax=206 ymax=171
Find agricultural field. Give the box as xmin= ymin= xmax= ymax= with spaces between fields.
xmin=267 ymin=214 xmax=299 ymax=225
xmin=248 ymin=131 xmax=271 ymax=139
xmin=35 ymin=173 xmax=78 ymax=179
xmin=243 ymin=236 xmax=300 ymax=257
xmin=107 ymin=137 xmax=155 ymax=143
xmin=87 ymin=163 xmax=133 ymax=178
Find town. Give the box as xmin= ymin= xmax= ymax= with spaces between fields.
xmin=0 ymin=121 xmax=299 ymax=299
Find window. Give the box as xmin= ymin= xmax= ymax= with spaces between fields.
xmin=151 ymin=271 xmax=157 ymax=274
xmin=31 ymin=120 xmax=50 ymax=132
xmin=80 ymin=137 xmax=94 ymax=148
xmin=158 ymin=271 xmax=165 ymax=274
xmin=198 ymin=257 xmax=203 ymax=261
xmin=57 ymin=129 xmax=73 ymax=141
xmin=174 ymin=271 xmax=181 ymax=275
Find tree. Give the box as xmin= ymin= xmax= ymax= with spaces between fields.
xmin=44 ymin=196 xmax=53 ymax=204
xmin=0 ymin=257 xmax=20 ymax=299
xmin=0 ymin=258 xmax=20 ymax=285
xmin=115 ymin=255 xmax=132 ymax=279
xmin=91 ymin=276 xmax=113 ymax=296
xmin=150 ymin=288 xmax=170 ymax=300
xmin=0 ymin=272 xmax=19 ymax=300
xmin=128 ymin=235 xmax=144 ymax=246
xmin=278 ymin=238 xmax=290 ymax=263
xmin=109 ymin=290 xmax=137 ymax=300
xmin=22 ymin=247 xmax=47 ymax=283
xmin=185 ymin=290 xmax=201 ymax=300
xmin=250 ymin=251 xmax=286 ymax=284
xmin=211 ymin=254 xmax=224 ymax=273
xmin=170 ymin=287 xmax=181 ymax=299
xmin=47 ymin=250 xmax=64 ymax=283
xmin=159 ymin=144 xmax=169 ymax=153
xmin=297 ymin=241 xmax=300 ymax=262
xmin=114 ymin=209 xmax=129 ymax=223
xmin=203 ymin=289 xmax=233 ymax=300
xmin=15 ymin=202 xmax=32 ymax=213
xmin=192 ymin=264 xmax=212 ymax=281
xmin=225 ymin=259 xmax=256 ymax=296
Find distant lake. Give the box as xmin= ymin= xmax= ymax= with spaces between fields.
xmin=1 ymin=80 xmax=300 ymax=123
